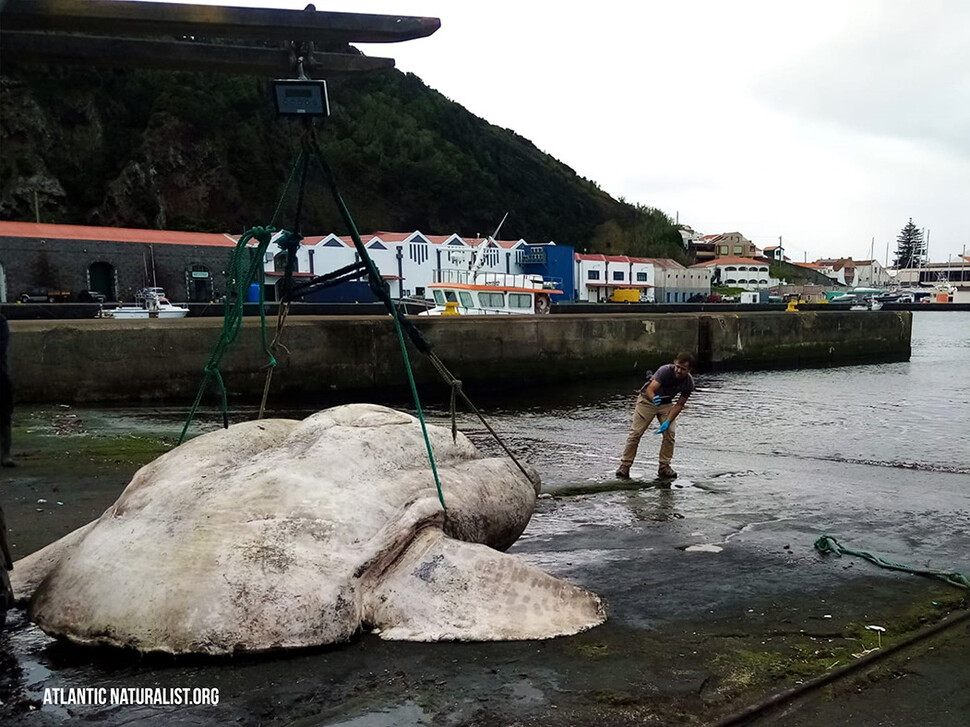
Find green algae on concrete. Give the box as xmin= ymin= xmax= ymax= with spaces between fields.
xmin=704 ymin=587 xmax=968 ymax=709
xmin=12 ymin=407 xmax=175 ymax=465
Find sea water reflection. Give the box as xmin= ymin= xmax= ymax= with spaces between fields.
xmin=435 ymin=310 xmax=970 ymax=488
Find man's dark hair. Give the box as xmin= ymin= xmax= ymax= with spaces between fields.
xmin=674 ymin=351 xmax=696 ymax=368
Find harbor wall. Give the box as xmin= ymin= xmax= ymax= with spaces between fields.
xmin=5 ymin=311 xmax=912 ymax=404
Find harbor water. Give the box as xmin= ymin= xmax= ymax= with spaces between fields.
xmin=1 ymin=310 xmax=968 ymax=726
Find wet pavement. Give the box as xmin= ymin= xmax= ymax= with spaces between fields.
xmin=1 ymin=311 xmax=968 ymax=726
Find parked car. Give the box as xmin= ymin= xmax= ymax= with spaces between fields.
xmin=77 ymin=290 xmax=107 ymax=303
xmin=19 ymin=287 xmax=71 ymax=303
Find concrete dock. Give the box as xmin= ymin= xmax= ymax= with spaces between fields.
xmin=6 ymin=310 xmax=911 ymax=404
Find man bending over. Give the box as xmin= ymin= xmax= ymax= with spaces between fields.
xmin=616 ymin=351 xmax=696 ymax=480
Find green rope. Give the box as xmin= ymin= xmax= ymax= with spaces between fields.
xmin=814 ymin=535 xmax=970 ymax=591
xmin=178 ymin=148 xmax=310 ymax=443
xmin=178 ymin=227 xmax=277 ymax=444
xmin=304 ymin=133 xmax=446 ymax=513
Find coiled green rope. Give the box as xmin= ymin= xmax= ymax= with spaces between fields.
xmin=814 ymin=535 xmax=970 ymax=590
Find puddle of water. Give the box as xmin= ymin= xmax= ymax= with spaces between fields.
xmin=327 ymin=702 xmax=430 ymax=727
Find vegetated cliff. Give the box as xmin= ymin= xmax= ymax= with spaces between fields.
xmin=0 ymin=62 xmax=688 ymax=262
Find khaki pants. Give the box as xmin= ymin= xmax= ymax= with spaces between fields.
xmin=620 ymin=395 xmax=676 ymax=468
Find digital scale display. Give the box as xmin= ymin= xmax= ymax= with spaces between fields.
xmin=273 ymin=80 xmax=330 ymax=116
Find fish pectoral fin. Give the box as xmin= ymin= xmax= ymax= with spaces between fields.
xmin=362 ymin=529 xmax=605 ymax=641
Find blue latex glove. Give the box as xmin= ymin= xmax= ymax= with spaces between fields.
xmin=655 ymin=421 xmax=670 ymax=434
xmin=651 ymin=395 xmax=662 ymax=405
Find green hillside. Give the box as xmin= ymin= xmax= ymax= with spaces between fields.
xmin=0 ymin=63 xmax=688 ymax=262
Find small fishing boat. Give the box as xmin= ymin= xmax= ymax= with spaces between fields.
xmin=418 ymin=215 xmax=563 ymax=316
xmin=99 ymin=289 xmax=189 ymax=319
xmin=420 ymin=273 xmax=562 ymax=316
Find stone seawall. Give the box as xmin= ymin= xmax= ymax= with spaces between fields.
xmin=6 ymin=311 xmax=911 ymax=404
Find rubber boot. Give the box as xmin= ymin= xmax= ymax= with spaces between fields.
xmin=0 ymin=423 xmax=13 ymax=467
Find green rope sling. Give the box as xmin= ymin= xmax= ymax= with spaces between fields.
xmin=178 ymin=135 xmax=456 ymax=510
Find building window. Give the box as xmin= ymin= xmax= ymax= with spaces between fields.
xmin=719 ymin=246 xmax=729 ymax=255
xmin=612 ymin=271 xmax=624 ymax=281
xmin=733 ymin=246 xmax=743 ymax=254
xmin=636 ymin=272 xmax=647 ymax=282
xmin=409 ymin=242 xmax=428 ymax=264
xmin=588 ymin=270 xmax=601 ymax=281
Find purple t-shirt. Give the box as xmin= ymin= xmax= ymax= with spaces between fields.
xmin=650 ymin=364 xmax=695 ymax=403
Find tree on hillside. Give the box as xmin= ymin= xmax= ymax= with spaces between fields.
xmin=588 ymin=204 xmax=687 ymax=262
xmin=893 ymin=218 xmax=925 ymax=269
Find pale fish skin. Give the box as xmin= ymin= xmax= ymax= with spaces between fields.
xmin=12 ymin=404 xmax=605 ymax=654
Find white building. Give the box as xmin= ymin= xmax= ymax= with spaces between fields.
xmin=852 ymin=259 xmax=891 ymax=286
xmin=263 ymin=231 xmax=531 ymax=300
xmin=690 ymin=257 xmax=775 ymax=291
xmin=574 ymin=254 xmax=710 ymax=303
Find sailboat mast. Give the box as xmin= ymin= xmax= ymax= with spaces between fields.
xmin=151 ymin=245 xmax=158 ymax=290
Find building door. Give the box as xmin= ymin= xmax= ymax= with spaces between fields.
xmin=88 ymin=262 xmax=115 ymax=301
xmin=188 ymin=265 xmax=212 ymax=302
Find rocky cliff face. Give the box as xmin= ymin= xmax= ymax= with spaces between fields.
xmin=1 ymin=70 xmax=253 ymax=232
xmin=0 ymin=76 xmax=71 ymax=222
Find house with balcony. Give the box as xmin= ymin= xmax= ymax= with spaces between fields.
xmin=691 ymin=256 xmax=774 ymax=290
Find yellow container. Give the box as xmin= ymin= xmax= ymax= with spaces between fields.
xmin=610 ymin=289 xmax=640 ymax=303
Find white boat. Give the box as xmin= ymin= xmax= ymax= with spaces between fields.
xmin=418 ymin=215 xmax=563 ymax=315
xmin=100 ymin=291 xmax=189 ymax=319
xmin=419 ymin=272 xmax=562 ymax=316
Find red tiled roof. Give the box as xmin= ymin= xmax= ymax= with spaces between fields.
xmin=370 ymin=231 xmax=418 ymax=243
xmin=575 ymin=253 xmax=606 ymax=261
xmin=0 ymin=221 xmax=238 ymax=247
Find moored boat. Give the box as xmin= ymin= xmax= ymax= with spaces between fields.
xmin=98 ymin=289 xmax=189 ymax=319
xmin=420 ymin=273 xmax=562 ymax=315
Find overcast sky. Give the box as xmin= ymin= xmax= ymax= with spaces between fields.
xmin=157 ymin=1 xmax=969 ymax=265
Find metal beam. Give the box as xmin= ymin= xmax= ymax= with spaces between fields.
xmin=1 ymin=0 xmax=441 ymax=44
xmin=1 ymin=31 xmax=396 ymax=76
